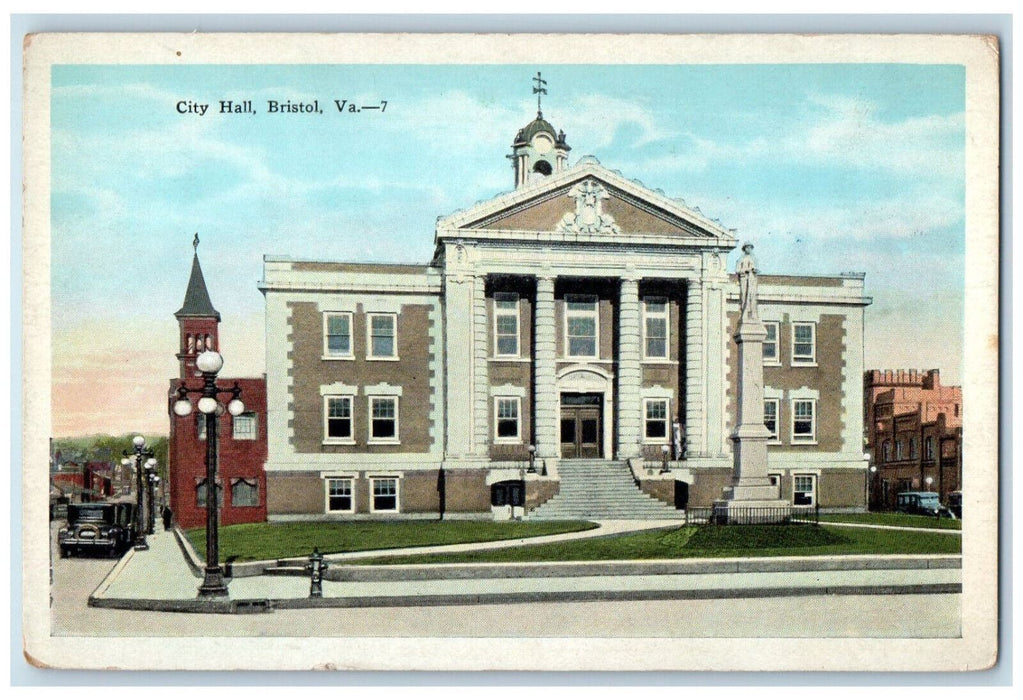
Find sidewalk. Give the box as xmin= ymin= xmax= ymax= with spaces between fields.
xmin=88 ymin=520 xmax=962 ymax=614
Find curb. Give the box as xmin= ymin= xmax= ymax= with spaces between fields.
xmin=320 ymin=555 xmax=961 ymax=582
xmin=86 ymin=581 xmax=962 ymax=614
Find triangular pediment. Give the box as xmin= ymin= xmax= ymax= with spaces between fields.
xmin=437 ymin=159 xmax=736 ymax=245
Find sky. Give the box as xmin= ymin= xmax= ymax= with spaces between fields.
xmin=49 ymin=63 xmax=966 ymax=437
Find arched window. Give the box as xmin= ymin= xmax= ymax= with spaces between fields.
xmin=187 ymin=334 xmax=195 ymax=353
xmin=205 ymin=334 xmax=213 ymax=351
xmin=195 ymin=335 xmax=204 ymax=352
xmin=882 ymin=440 xmax=892 ymax=462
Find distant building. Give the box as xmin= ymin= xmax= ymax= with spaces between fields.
xmin=167 ymin=248 xmax=268 ymax=529
xmin=863 ymin=369 xmax=962 ymax=509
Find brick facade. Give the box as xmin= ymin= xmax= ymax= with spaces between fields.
xmin=864 ymin=369 xmax=962 ymax=509
xmin=167 ymin=251 xmax=268 ymax=529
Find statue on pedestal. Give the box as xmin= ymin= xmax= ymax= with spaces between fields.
xmin=737 ymin=242 xmax=758 ymax=321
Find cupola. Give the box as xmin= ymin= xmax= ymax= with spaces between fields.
xmin=509 ymin=72 xmax=571 ymax=188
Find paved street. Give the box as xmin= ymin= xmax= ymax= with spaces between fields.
xmin=49 ymin=523 xmax=961 ymax=639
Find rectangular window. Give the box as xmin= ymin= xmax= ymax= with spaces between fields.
xmin=324 ymin=312 xmax=353 ymax=357
xmin=764 ymin=398 xmax=780 ymax=440
xmin=369 ymin=397 xmax=399 ymax=442
xmin=565 ymin=294 xmax=599 ymax=358
xmin=763 ymin=322 xmax=780 ymax=362
xmin=495 ymin=397 xmax=521 ymax=442
xmin=232 ymin=412 xmax=257 ymax=440
xmin=792 ymin=322 xmax=816 ymax=364
xmin=643 ymin=297 xmax=668 ymax=359
xmin=326 ymin=478 xmax=353 ymax=512
xmin=925 ymin=436 xmax=935 ymax=459
xmin=230 ymin=478 xmax=259 ymax=507
xmin=896 ymin=440 xmax=905 ymax=460
xmin=323 ymin=396 xmax=354 ymax=442
xmin=494 ymin=293 xmax=520 ymax=357
xmin=792 ymin=399 xmax=816 ymax=443
xmin=371 ymin=478 xmax=398 ymax=512
xmin=793 ymin=474 xmax=816 ymax=506
xmin=644 ymin=399 xmax=669 ymax=441
xmin=368 ymin=313 xmax=397 ymax=359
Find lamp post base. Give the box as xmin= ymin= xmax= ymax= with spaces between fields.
xmin=133 ymin=538 xmax=149 ymax=551
xmin=197 ymin=566 xmax=229 ymax=598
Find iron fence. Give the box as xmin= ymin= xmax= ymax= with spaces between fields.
xmin=684 ymin=504 xmax=820 ymax=526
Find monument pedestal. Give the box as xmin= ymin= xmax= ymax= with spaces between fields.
xmin=714 ymin=275 xmax=792 ymax=523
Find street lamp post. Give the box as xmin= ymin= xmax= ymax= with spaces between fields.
xmin=123 ymin=436 xmax=155 ymax=550
xmin=146 ymin=472 xmax=161 ymax=534
xmin=660 ymin=444 xmax=671 ymax=474
xmin=172 ymin=350 xmax=244 ymax=599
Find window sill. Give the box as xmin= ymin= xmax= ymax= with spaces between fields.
xmin=490 ymin=356 xmax=530 ymax=363
xmin=494 ymin=439 xmax=523 ymax=445
xmin=326 ymin=509 xmax=355 ymax=515
xmin=366 ymin=356 xmax=401 ymax=362
xmin=790 ymin=440 xmax=819 ymax=446
xmin=763 ymin=360 xmax=782 ymax=367
xmin=790 ymin=360 xmax=818 ymax=368
xmin=368 ymin=439 xmax=401 ymax=446
xmin=370 ymin=508 xmax=401 ymax=515
xmin=641 ymin=359 xmax=677 ymax=365
xmin=321 ymin=355 xmax=355 ymax=361
xmin=323 ymin=439 xmax=356 ymax=446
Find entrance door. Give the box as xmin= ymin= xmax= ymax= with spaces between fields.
xmin=560 ymin=393 xmax=602 ymax=459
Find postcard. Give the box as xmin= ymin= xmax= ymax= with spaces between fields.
xmin=22 ymin=32 xmax=999 ymax=671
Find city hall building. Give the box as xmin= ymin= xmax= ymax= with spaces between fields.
xmin=258 ymin=110 xmax=873 ymax=521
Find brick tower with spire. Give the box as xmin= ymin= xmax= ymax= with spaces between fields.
xmin=167 ymin=236 xmax=268 ymax=529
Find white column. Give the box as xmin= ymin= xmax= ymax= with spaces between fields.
xmin=684 ymin=280 xmax=704 ymax=457
xmin=705 ymin=283 xmax=725 ymax=456
xmin=443 ymin=274 xmax=475 ymax=459
xmin=471 ymin=274 xmax=490 ymax=456
xmin=616 ymin=276 xmax=642 ymax=459
xmin=534 ymin=275 xmax=558 ymax=459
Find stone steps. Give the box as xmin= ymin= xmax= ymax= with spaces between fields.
xmin=528 ymin=459 xmax=684 ymax=521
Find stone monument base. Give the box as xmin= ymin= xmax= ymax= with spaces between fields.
xmin=711 ymin=496 xmax=793 ymax=525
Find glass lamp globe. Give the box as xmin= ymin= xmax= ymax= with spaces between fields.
xmin=173 ymin=399 xmax=193 ymax=416
xmin=197 ymin=396 xmax=218 ymax=414
xmin=132 ymin=435 xmax=146 ymax=448
xmin=121 ymin=458 xmax=131 ymax=467
xmin=146 ymin=457 xmax=157 ymax=468
xmin=195 ymin=351 xmax=224 ymax=375
xmin=227 ymin=398 xmax=245 ymax=416
xmin=661 ymin=444 xmax=671 ymax=453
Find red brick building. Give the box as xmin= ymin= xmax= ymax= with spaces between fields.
xmin=864 ymin=369 xmax=962 ymax=510
xmin=167 ymin=248 xmax=268 ymax=529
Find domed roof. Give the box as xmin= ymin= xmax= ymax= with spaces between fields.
xmin=513 ymin=112 xmax=557 ymax=145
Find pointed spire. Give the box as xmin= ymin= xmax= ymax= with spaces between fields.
xmin=175 ymin=236 xmax=220 ymax=320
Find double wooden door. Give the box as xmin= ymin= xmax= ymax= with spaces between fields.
xmin=560 ymin=393 xmax=602 ymax=459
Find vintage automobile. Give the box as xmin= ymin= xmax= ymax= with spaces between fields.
xmin=895 ymin=491 xmax=956 ymax=519
xmin=57 ymin=501 xmax=137 ymax=558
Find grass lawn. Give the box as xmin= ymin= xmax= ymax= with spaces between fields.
xmin=186 ymin=520 xmax=597 ymax=562
xmin=818 ymin=512 xmax=961 ymax=530
xmin=351 ymin=523 xmax=961 ymax=565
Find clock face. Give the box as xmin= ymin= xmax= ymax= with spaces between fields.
xmin=532 ymin=134 xmax=554 ymax=154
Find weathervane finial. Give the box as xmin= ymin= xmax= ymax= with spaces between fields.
xmin=532 ymin=71 xmax=547 ymax=118
xmin=193 ymin=232 xmax=199 ymax=252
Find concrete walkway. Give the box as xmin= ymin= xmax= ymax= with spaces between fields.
xmin=88 ymin=521 xmax=962 ymax=614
